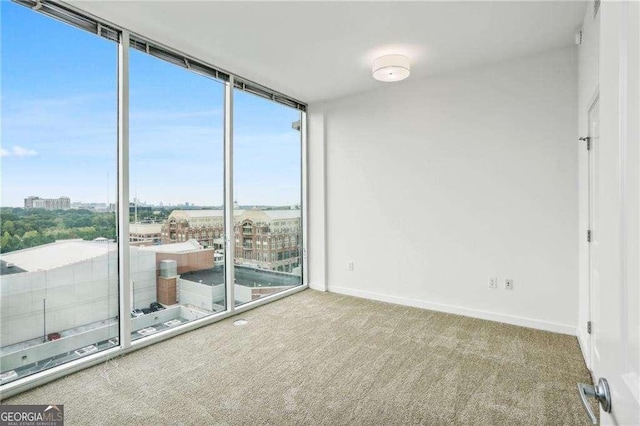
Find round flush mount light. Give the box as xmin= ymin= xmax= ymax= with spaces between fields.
xmin=372 ymin=54 xmax=411 ymax=82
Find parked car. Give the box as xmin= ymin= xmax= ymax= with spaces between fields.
xmin=131 ymin=309 xmax=144 ymax=318
xmin=47 ymin=332 xmax=61 ymax=341
xmin=74 ymin=345 xmax=98 ymax=356
xmin=150 ymin=302 xmax=165 ymax=312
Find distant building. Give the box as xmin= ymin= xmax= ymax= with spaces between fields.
xmin=234 ymin=210 xmax=302 ymax=273
xmin=129 ymin=203 xmax=152 ymax=214
xmin=0 ymin=239 xmax=156 ymax=347
xmin=161 ymin=209 xmax=302 ymax=273
xmin=23 ymin=196 xmax=38 ymax=209
xmin=24 ymin=196 xmax=71 ymax=210
xmin=130 ymin=223 xmax=163 ymax=246
xmin=162 ymin=210 xmax=225 ymax=249
xmin=0 ymin=237 xmax=301 ymax=382
xmin=70 ymin=202 xmax=111 ymax=212
xmin=139 ymin=240 xmax=216 ymax=306
xmin=140 ymin=239 xmax=216 ymax=276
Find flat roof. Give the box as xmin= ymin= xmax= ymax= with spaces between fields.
xmin=130 ymin=223 xmax=162 ymax=234
xmin=181 ymin=265 xmax=301 ymax=288
xmin=140 ymin=239 xmax=206 ymax=253
xmin=0 ymin=260 xmax=27 ymax=275
xmin=257 ymin=210 xmax=301 ymax=220
xmin=169 ymin=210 xmax=228 ymax=219
xmin=0 ymin=239 xmax=117 ymax=273
xmin=168 ymin=209 xmax=300 ymax=222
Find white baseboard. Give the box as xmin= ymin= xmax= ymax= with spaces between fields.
xmin=328 ymin=285 xmax=577 ymax=336
xmin=308 ymin=281 xmax=328 ymax=292
xmin=576 ymin=329 xmax=591 ymax=371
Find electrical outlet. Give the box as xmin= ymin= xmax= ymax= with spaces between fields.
xmin=347 ymin=261 xmax=354 ymax=271
xmin=488 ymin=277 xmax=498 ymax=289
xmin=505 ymin=279 xmax=514 ymax=290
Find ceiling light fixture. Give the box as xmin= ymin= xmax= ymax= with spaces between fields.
xmin=372 ymin=54 xmax=411 ymax=82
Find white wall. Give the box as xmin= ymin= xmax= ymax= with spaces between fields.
xmin=1 ymin=322 xmax=119 ymax=372
xmin=577 ymin=0 xmax=600 ymax=365
xmin=307 ymin=106 xmax=328 ymax=291
xmin=1 ymin=305 xmax=183 ymax=371
xmin=313 ymin=47 xmax=579 ymax=333
xmin=234 ymin=284 xmax=253 ymax=304
xmin=1 ymin=249 xmax=156 ymax=347
xmin=0 ymin=256 xmax=119 ymax=347
xmin=177 ymin=279 xmax=226 ymax=310
xmin=130 ymin=248 xmax=160 ymax=309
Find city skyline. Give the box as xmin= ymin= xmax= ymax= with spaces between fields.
xmin=13 ymin=195 xmax=300 ymax=210
xmin=1 ymin=2 xmax=302 ymax=208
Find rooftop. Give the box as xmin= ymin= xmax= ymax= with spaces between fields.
xmin=181 ymin=265 xmax=301 ymax=288
xmin=169 ymin=210 xmax=227 ymax=219
xmin=0 ymin=239 xmax=117 ymax=273
xmin=130 ymin=223 xmax=163 ymax=234
xmin=140 ymin=239 xmax=206 ymax=254
xmin=0 ymin=260 xmax=27 ymax=275
xmin=168 ymin=209 xmax=301 ymax=222
xmin=241 ymin=210 xmax=301 ymax=220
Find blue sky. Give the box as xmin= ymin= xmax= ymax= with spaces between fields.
xmin=1 ymin=1 xmax=301 ymax=208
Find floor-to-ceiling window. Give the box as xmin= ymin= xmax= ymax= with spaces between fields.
xmin=232 ymin=91 xmax=303 ymax=306
xmin=0 ymin=1 xmax=119 ymax=384
xmin=128 ymin=49 xmax=225 ymax=338
xmin=0 ymin=0 xmax=306 ymax=392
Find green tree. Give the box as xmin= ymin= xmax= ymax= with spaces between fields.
xmin=22 ymin=230 xmax=43 ymax=247
xmin=2 ymin=220 xmax=15 ymax=234
xmin=1 ymin=231 xmax=12 ymax=252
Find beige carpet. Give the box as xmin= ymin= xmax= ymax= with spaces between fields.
xmin=3 ymin=289 xmax=594 ymax=425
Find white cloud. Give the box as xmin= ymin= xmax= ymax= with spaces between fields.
xmin=1 ymin=145 xmax=38 ymax=158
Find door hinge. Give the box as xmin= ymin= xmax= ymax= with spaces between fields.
xmin=587 ymin=230 xmax=592 ymax=242
xmin=587 ymin=321 xmax=592 ymax=334
xmin=578 ymin=136 xmax=591 ymax=150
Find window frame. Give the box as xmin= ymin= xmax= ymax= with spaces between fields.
xmin=1 ymin=0 xmax=308 ymax=398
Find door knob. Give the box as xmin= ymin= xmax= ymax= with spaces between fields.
xmin=577 ymin=378 xmax=612 ymax=424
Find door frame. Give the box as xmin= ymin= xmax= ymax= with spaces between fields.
xmin=581 ymin=88 xmax=599 ymax=372
xmin=586 ymin=91 xmax=599 ymax=372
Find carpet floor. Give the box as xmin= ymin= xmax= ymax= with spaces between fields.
xmin=3 ymin=289 xmax=594 ymax=425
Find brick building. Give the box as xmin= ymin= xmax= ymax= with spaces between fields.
xmin=161 ymin=209 xmax=301 ymax=273
xmin=162 ymin=210 xmax=225 ymax=249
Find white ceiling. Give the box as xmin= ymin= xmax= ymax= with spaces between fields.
xmin=69 ymin=1 xmax=587 ymax=104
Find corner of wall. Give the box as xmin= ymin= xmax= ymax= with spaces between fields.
xmin=306 ymin=105 xmax=327 ymax=292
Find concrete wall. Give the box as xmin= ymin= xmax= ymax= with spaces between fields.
xmin=130 ymin=248 xmax=161 ymax=310
xmin=1 ymin=248 xmax=156 ymax=347
xmin=131 ymin=305 xmax=182 ymax=330
xmin=1 ymin=322 xmax=119 ymax=372
xmin=177 ymin=279 xmax=225 ymax=311
xmin=235 ymin=284 xmax=253 ymax=304
xmin=311 ymin=47 xmax=579 ymax=334
xmin=1 ymin=305 xmax=182 ymax=371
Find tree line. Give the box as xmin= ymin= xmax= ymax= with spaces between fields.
xmin=1 ymin=208 xmax=117 ymax=253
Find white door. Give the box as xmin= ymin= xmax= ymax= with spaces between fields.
xmin=581 ymin=2 xmax=640 ymax=425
